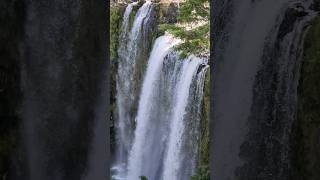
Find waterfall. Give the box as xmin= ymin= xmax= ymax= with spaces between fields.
xmin=113 ymin=2 xmax=209 ymax=179
xmin=212 ymin=0 xmax=318 ymax=179
xmin=126 ymin=35 xmax=181 ymax=180
xmin=125 ymin=35 xmax=207 ymax=180
xmin=162 ymin=56 xmax=205 ymax=180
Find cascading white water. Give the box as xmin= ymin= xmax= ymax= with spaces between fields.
xmin=115 ymin=1 xmax=153 ymax=168
xmin=162 ymin=56 xmax=203 ymax=180
xmin=126 ymin=35 xmax=181 ymax=180
xmin=118 ymin=1 xmax=138 ymax=41
xmin=128 ymin=0 xmax=152 ymax=59
xmin=116 ymin=1 xmax=136 ymax=165
xmin=124 ymin=35 xmax=208 ymax=180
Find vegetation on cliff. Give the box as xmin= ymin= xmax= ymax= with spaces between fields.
xmin=110 ymin=4 xmax=123 ymax=60
xmin=110 ymin=4 xmax=123 ymax=153
xmin=160 ymin=0 xmax=209 ymax=57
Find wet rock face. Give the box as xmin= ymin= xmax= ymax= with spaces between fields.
xmin=1 ymin=1 xmax=107 ymax=180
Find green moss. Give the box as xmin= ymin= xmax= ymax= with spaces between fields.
xmin=294 ymin=17 xmax=320 ymax=180
xmin=110 ymin=3 xmax=130 ymax=153
xmin=140 ymin=176 xmax=148 ymax=180
xmin=159 ymin=0 xmax=209 ymax=57
xmin=110 ymin=5 xmax=122 ymax=60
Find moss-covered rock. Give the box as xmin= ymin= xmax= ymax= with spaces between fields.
xmin=110 ymin=4 xmax=124 ymax=60
xmin=110 ymin=3 xmax=124 ymax=154
xmin=190 ymin=165 xmax=210 ymax=180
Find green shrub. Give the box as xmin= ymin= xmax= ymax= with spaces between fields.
xmin=190 ymin=165 xmax=210 ymax=180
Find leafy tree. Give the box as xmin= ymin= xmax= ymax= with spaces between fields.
xmin=160 ymin=0 xmax=209 ymax=57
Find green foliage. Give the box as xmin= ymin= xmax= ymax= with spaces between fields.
xmin=140 ymin=175 xmax=148 ymax=180
xmin=128 ymin=5 xmax=140 ymax=32
xmin=160 ymin=0 xmax=209 ymax=57
xmin=110 ymin=4 xmax=123 ymax=153
xmin=178 ymin=0 xmax=209 ymax=22
xmin=190 ymin=165 xmax=210 ymax=180
xmin=110 ymin=5 xmax=122 ymax=60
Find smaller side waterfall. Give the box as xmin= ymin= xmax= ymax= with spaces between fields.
xmin=115 ymin=0 xmax=154 ymax=167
